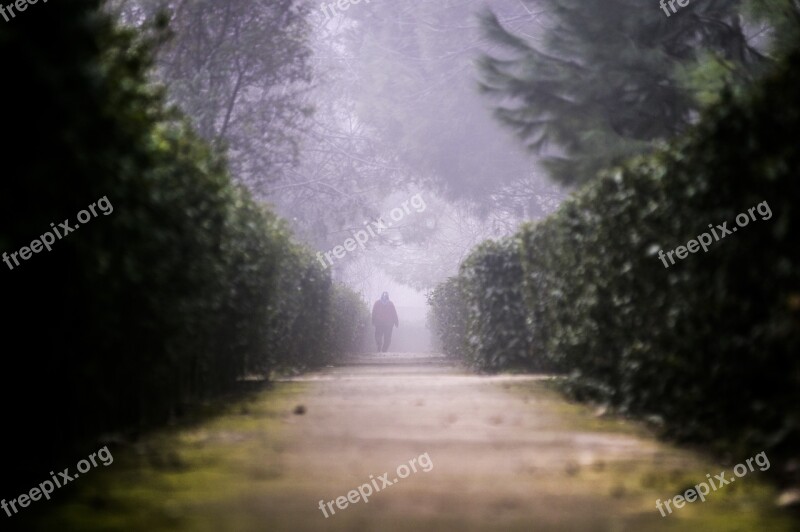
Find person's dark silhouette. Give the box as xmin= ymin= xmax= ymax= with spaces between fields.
xmin=371 ymin=291 xmax=399 ymax=352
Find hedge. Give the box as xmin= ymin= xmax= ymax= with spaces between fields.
xmin=429 ymin=40 xmax=800 ymax=455
xmin=427 ymin=277 xmax=468 ymax=358
xmin=428 ymin=236 xmax=556 ymax=372
xmin=0 ymin=0 xmax=365 ymax=488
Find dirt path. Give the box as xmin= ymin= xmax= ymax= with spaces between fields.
xmin=31 ymin=353 xmax=795 ymax=531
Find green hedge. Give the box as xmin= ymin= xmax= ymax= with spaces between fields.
xmin=428 ymin=237 xmax=553 ymax=372
xmin=325 ymin=284 xmax=371 ymax=363
xmin=265 ymin=241 xmax=368 ymax=373
xmin=427 ymin=277 xmax=468 ymax=358
xmin=462 ymin=238 xmax=535 ymax=371
xmin=430 ymin=41 xmax=800 ymax=454
xmin=0 ymin=0 xmax=365 ymax=487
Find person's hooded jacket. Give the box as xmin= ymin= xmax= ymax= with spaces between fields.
xmin=372 ymin=292 xmax=398 ymax=327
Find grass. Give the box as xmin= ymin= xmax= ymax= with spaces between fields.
xmin=20 ymin=382 xmax=307 ymax=532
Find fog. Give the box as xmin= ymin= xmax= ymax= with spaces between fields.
xmin=112 ymin=0 xmax=567 ymax=317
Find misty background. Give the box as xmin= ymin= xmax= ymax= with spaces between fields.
xmin=107 ymin=0 xmax=587 ymax=354
xmin=107 ymin=0 xmax=787 ymax=355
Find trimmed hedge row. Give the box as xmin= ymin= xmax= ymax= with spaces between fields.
xmin=427 ymin=277 xmax=468 ymax=359
xmin=430 ymin=42 xmax=800 ymax=454
xmin=431 ymin=238 xmax=543 ymax=371
xmin=0 ymin=0 xmax=365 ymax=486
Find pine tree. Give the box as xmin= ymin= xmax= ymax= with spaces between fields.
xmin=477 ymin=0 xmax=767 ymax=186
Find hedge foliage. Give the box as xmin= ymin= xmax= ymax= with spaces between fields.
xmin=427 ymin=277 xmax=468 ymax=359
xmin=0 ymin=0 xmax=365 ymax=485
xmin=430 ymin=41 xmax=800 ymax=454
xmin=428 ymin=237 xmax=555 ymax=372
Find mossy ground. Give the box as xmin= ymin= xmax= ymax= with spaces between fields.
xmin=18 ymin=383 xmax=305 ymax=532
xmin=17 ymin=355 xmax=797 ymax=531
xmin=502 ymin=379 xmax=793 ymax=531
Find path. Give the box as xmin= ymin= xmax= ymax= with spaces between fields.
xmin=29 ymin=353 xmax=795 ymax=531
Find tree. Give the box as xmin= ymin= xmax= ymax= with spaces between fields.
xmin=477 ymin=0 xmax=769 ymax=186
xmin=113 ymin=0 xmax=314 ymax=188
xmin=310 ymin=0 xmax=540 ymax=202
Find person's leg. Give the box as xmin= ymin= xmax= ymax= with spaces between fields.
xmin=382 ymin=325 xmax=393 ymax=352
xmin=374 ymin=326 xmax=382 ymax=352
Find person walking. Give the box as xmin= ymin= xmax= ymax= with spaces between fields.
xmin=372 ymin=291 xmax=399 ymax=353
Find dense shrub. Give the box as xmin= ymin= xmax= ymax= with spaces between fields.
xmin=461 ymin=238 xmax=538 ymax=371
xmin=325 ymin=284 xmax=370 ymax=363
xmin=524 ymin=44 xmax=800 ymax=454
xmin=265 ymin=240 xmax=367 ymax=372
xmin=430 ymin=41 xmax=800 ymax=455
xmin=0 ymin=0 xmax=365 ymax=488
xmin=428 ymin=238 xmax=553 ymax=372
xmin=427 ymin=277 xmax=468 ymax=357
